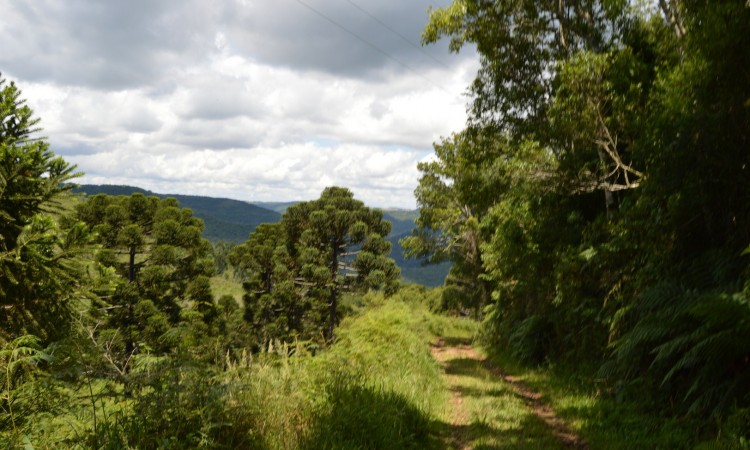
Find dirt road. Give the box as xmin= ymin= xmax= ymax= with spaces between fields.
xmin=430 ymin=338 xmax=588 ymax=450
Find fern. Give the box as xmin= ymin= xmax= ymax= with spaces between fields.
xmin=604 ymin=250 xmax=750 ymax=418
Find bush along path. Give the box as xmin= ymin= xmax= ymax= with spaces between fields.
xmin=431 ymin=337 xmax=587 ymax=450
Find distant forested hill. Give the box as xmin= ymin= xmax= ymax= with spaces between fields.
xmin=72 ymin=185 xmax=450 ymax=286
xmin=72 ymin=185 xmax=280 ymax=243
xmin=251 ymin=201 xmax=299 ymax=214
xmin=383 ymin=210 xmax=451 ymax=287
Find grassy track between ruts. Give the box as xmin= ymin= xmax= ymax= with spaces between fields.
xmin=429 ymin=328 xmax=580 ymax=449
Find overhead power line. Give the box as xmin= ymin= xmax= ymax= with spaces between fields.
xmin=345 ymin=0 xmax=453 ymax=71
xmin=294 ymin=0 xmax=450 ymax=93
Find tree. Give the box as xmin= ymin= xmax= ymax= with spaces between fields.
xmin=600 ymin=0 xmax=750 ymax=417
xmin=422 ymin=0 xmax=630 ymax=137
xmin=421 ymin=0 xmax=750 ymax=420
xmin=211 ymin=240 xmax=235 ymax=276
xmin=229 ymin=223 xmax=302 ymax=346
xmin=285 ymin=187 xmax=399 ymax=340
xmin=0 ymin=74 xmax=89 ymax=342
xmin=402 ymin=130 xmax=516 ymax=315
xmin=233 ymin=187 xmax=400 ymax=344
xmin=418 ymin=0 xmax=660 ymax=346
xmin=75 ymin=193 xmax=215 ymax=362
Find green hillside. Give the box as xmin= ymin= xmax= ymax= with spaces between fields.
xmin=251 ymin=201 xmax=299 ymax=214
xmin=72 ymin=184 xmax=281 ymax=242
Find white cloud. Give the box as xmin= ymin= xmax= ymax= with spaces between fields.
xmin=74 ymin=143 xmax=427 ymax=208
xmin=1 ymin=0 xmax=477 ymax=208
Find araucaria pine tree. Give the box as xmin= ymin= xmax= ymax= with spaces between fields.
xmin=0 ymin=74 xmax=88 ymax=343
xmin=233 ymin=187 xmax=400 ymax=344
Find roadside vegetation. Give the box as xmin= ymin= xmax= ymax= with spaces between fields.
xmin=404 ymin=2 xmax=750 ymax=447
xmin=0 ymin=285 xmax=443 ymax=448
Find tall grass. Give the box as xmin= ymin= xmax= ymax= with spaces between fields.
xmin=14 ymin=289 xmax=448 ymax=449
xmin=223 ymin=290 xmax=448 ymax=449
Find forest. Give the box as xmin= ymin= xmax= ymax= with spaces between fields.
xmin=2 ymin=0 xmax=750 ymax=448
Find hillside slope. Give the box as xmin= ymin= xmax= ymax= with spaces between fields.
xmin=383 ymin=211 xmax=451 ymax=287
xmin=72 ymin=184 xmax=280 ymax=242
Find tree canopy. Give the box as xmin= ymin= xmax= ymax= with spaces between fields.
xmin=412 ymin=0 xmax=750 ymax=419
xmin=233 ymin=187 xmax=400 ymax=344
xmin=74 ymin=193 xmax=215 ymax=361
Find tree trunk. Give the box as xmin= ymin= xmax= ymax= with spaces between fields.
xmin=128 ymin=247 xmax=136 ymax=283
xmin=124 ymin=246 xmax=136 ymax=392
xmin=658 ymin=0 xmax=686 ymax=38
xmin=327 ymin=243 xmax=339 ymax=342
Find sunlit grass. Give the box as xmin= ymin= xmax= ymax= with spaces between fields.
xmin=441 ymin=357 xmax=566 ymax=449
xmin=217 ymin=291 xmax=452 ymax=449
xmin=428 ymin=316 xmax=566 ymax=449
xmin=210 ymin=274 xmax=244 ymax=305
xmin=428 ymin=308 xmax=698 ymax=449
xmin=484 ymin=351 xmax=700 ymax=449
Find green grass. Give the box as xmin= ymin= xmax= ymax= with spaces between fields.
xmin=9 ymin=285 xmax=707 ymax=449
xmin=210 ymin=274 xmax=244 ymax=305
xmin=9 ymin=292 xmax=448 ymax=449
xmin=301 ymin=292 xmax=448 ymax=449
xmin=422 ymin=308 xmax=569 ymax=449
xmin=204 ymin=290 xmax=454 ymax=449
xmin=433 ymin=346 xmax=567 ymax=449
xmin=483 ymin=351 xmax=702 ymax=449
xmin=414 ymin=293 xmax=699 ymax=449
xmin=218 ymin=292 xmax=450 ymax=449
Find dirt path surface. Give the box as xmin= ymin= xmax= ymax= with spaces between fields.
xmin=430 ymin=339 xmax=480 ymax=450
xmin=430 ymin=338 xmax=588 ymax=450
xmin=486 ymin=364 xmax=588 ymax=449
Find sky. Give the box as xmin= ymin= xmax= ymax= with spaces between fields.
xmin=0 ymin=0 xmax=477 ymax=209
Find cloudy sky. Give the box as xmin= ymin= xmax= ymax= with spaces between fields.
xmin=1 ymin=0 xmax=477 ymax=208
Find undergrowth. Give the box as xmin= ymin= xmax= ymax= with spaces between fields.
xmin=4 ymin=286 xmax=451 ymax=449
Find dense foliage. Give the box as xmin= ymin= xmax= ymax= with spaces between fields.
xmin=73 ymin=193 xmax=218 ymax=366
xmin=0 ymin=77 xmax=419 ymax=447
xmin=231 ymin=187 xmax=400 ymax=345
xmin=0 ymin=75 xmax=87 ymax=343
xmin=408 ymin=0 xmax=750 ymax=430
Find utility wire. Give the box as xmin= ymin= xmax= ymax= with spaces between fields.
xmin=345 ymin=0 xmax=453 ymax=71
xmin=294 ymin=0 xmax=450 ymax=93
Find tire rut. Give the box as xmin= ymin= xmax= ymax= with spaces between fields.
xmin=430 ymin=338 xmax=588 ymax=450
